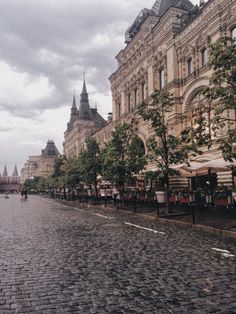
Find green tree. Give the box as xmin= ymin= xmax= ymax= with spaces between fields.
xmin=79 ymin=138 xmax=102 ymax=200
xmin=36 ymin=176 xmax=47 ymax=192
xmin=138 ymin=89 xmax=208 ymax=213
xmin=61 ymin=157 xmax=81 ymax=189
xmin=101 ymin=123 xmax=146 ymax=200
xmin=204 ymin=36 xmax=236 ymax=161
xmin=51 ymin=155 xmax=67 ymax=190
xmin=23 ymin=176 xmax=46 ymax=193
xmin=23 ymin=178 xmax=37 ymax=192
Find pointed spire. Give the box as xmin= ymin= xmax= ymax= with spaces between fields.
xmin=2 ymin=164 xmax=8 ymax=177
xmin=72 ymin=89 xmax=77 ymax=109
xmin=79 ymin=73 xmax=92 ymax=120
xmin=12 ymin=165 xmax=18 ymax=177
xmin=82 ymin=72 xmax=88 ymax=94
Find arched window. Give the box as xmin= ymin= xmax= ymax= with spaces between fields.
xmin=159 ymin=68 xmax=165 ymax=89
xmin=131 ymin=136 xmax=146 ymax=156
xmin=187 ymin=58 xmax=193 ymax=76
xmin=201 ymin=48 xmax=208 ymax=66
xmin=231 ymin=27 xmax=236 ymax=41
xmin=184 ymin=91 xmax=212 ymax=138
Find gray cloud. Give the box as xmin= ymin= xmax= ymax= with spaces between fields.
xmin=0 ymin=0 xmax=157 ymax=118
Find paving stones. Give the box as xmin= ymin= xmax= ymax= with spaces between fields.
xmin=0 ymin=195 xmax=236 ymax=313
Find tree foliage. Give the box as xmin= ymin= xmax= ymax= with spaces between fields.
xmin=138 ymin=89 xmax=208 ymax=212
xmin=203 ymin=36 xmax=236 ymax=161
xmin=79 ymin=138 xmax=101 ymax=197
xmin=101 ymin=123 xmax=146 ymax=197
xmin=61 ymin=157 xmax=81 ymax=188
xmin=23 ymin=176 xmax=47 ymax=192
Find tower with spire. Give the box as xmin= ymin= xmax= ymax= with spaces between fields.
xmin=78 ymin=74 xmax=92 ymax=120
xmin=2 ymin=165 xmax=8 ymax=177
xmin=64 ymin=73 xmax=106 ymax=158
xmin=67 ymin=91 xmax=78 ymax=130
xmin=12 ymin=165 xmax=18 ymax=177
xmin=0 ymin=164 xmax=20 ymax=193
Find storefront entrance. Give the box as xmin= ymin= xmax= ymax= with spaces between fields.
xmin=191 ymin=173 xmax=217 ymax=193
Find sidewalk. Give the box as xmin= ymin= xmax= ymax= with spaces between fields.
xmin=52 ymin=197 xmax=236 ymax=241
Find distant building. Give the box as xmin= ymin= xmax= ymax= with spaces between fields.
xmin=63 ymin=78 xmax=106 ymax=158
xmin=0 ymin=165 xmax=20 ymax=193
xmin=20 ymin=140 xmax=60 ymax=183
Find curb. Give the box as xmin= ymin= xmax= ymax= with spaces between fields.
xmin=51 ymin=198 xmax=236 ymax=241
xmin=141 ymin=215 xmax=236 ymax=240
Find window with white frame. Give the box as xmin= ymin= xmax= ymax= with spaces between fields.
xmin=201 ymin=48 xmax=208 ymax=66
xmin=187 ymin=58 xmax=193 ymax=76
xmin=231 ymin=27 xmax=236 ymax=41
xmin=159 ymin=68 xmax=165 ymax=89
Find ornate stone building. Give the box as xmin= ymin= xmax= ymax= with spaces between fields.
xmin=63 ymin=79 xmax=106 ymax=158
xmin=64 ymin=0 xmax=236 ymax=189
xmin=0 ymin=165 xmax=20 ymax=193
xmin=94 ymin=0 xmax=236 ymax=189
xmin=20 ymin=140 xmax=60 ymax=183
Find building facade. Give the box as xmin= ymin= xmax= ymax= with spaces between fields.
xmin=20 ymin=140 xmax=60 ymax=183
xmin=63 ymin=79 xmax=106 ymax=158
xmin=64 ymin=0 xmax=236 ymax=189
xmin=0 ymin=165 xmax=20 ymax=193
xmin=96 ymin=0 xmax=236 ymax=188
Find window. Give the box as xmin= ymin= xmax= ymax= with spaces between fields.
xmin=134 ymin=89 xmax=137 ymax=107
xmin=118 ymin=103 xmax=121 ymax=118
xmin=201 ymin=48 xmax=208 ymax=66
xmin=141 ymin=82 xmax=145 ymax=101
xmin=185 ymin=92 xmax=212 ymax=139
xmin=159 ymin=69 xmax=165 ymax=89
xmin=187 ymin=58 xmax=193 ymax=76
xmin=127 ymin=94 xmax=131 ymax=112
xmin=231 ymin=27 xmax=236 ymax=41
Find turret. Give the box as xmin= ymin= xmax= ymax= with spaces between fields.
xmin=78 ymin=74 xmax=92 ymax=120
xmin=12 ymin=165 xmax=18 ymax=177
xmin=2 ymin=165 xmax=8 ymax=177
xmin=70 ymin=91 xmax=78 ymax=123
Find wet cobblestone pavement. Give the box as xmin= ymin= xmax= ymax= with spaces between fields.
xmin=0 ymin=195 xmax=236 ymax=313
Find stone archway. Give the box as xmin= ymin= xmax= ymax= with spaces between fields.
xmin=184 ymin=85 xmax=207 ymax=113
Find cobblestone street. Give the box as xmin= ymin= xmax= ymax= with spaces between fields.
xmin=0 ymin=195 xmax=236 ymax=313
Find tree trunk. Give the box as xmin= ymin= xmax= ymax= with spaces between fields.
xmin=164 ymin=174 xmax=170 ymax=214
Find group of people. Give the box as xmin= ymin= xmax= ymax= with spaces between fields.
xmin=21 ymin=190 xmax=28 ymax=200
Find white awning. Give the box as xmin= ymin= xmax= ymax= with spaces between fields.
xmin=182 ymin=158 xmax=236 ymax=174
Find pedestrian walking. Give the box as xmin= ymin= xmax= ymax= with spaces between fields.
xmin=21 ymin=190 xmax=24 ymax=200
xmin=24 ymin=190 xmax=28 ymax=200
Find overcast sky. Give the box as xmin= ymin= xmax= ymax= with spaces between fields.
xmin=0 ymin=0 xmax=199 ymax=174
